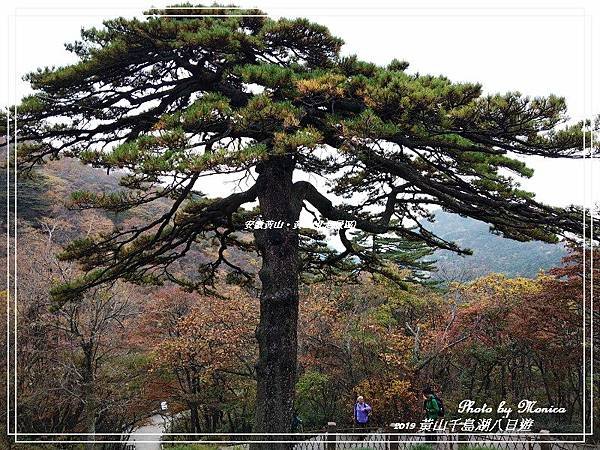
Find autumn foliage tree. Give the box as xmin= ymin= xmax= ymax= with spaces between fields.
xmin=8 ymin=218 xmax=146 ymax=444
xmin=423 ymin=255 xmax=595 ymax=432
xmin=296 ymin=249 xmax=595 ymax=435
xmin=136 ymin=285 xmax=258 ymax=433
xmin=297 ymin=279 xmax=446 ymax=427
xmin=531 ymin=247 xmax=599 ymax=435
xmin=14 ymin=5 xmax=597 ymax=442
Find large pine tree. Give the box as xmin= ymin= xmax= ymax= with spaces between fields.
xmin=14 ymin=5 xmax=595 ymax=445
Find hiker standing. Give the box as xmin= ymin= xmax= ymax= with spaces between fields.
xmin=423 ymin=387 xmax=441 ymax=420
xmin=354 ymin=395 xmax=372 ymax=429
xmin=422 ymin=387 xmax=443 ymax=443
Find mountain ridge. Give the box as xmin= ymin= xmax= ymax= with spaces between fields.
xmin=423 ymin=210 xmax=567 ymax=282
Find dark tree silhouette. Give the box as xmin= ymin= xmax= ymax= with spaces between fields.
xmin=14 ymin=6 xmax=597 ymax=445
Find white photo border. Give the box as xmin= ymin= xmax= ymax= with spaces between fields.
xmin=4 ymin=3 xmax=595 ymax=445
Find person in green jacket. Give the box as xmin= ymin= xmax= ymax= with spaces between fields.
xmin=422 ymin=387 xmax=441 ymax=420
xmin=422 ymin=387 xmax=441 ymax=443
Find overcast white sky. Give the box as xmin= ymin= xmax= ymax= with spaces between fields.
xmin=2 ymin=0 xmax=598 ymax=213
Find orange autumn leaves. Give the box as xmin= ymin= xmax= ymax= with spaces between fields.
xmin=297 ymin=281 xmax=422 ymax=423
xmin=140 ymin=285 xmax=258 ymax=381
xmin=447 ymin=267 xmax=586 ymax=357
xmin=448 ymin=274 xmax=546 ymax=348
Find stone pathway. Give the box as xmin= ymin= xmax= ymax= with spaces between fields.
xmin=130 ymin=414 xmax=167 ymax=450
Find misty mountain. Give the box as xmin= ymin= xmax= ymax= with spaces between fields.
xmin=423 ymin=210 xmax=568 ymax=282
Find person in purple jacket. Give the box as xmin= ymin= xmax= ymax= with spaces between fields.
xmin=353 ymin=395 xmax=372 ymax=429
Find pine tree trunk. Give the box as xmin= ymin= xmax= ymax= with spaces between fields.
xmin=251 ymin=157 xmax=301 ymax=449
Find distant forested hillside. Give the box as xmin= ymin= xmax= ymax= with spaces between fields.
xmin=423 ymin=210 xmax=567 ymax=282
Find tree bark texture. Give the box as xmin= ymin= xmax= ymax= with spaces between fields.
xmin=251 ymin=156 xmax=302 ymax=449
